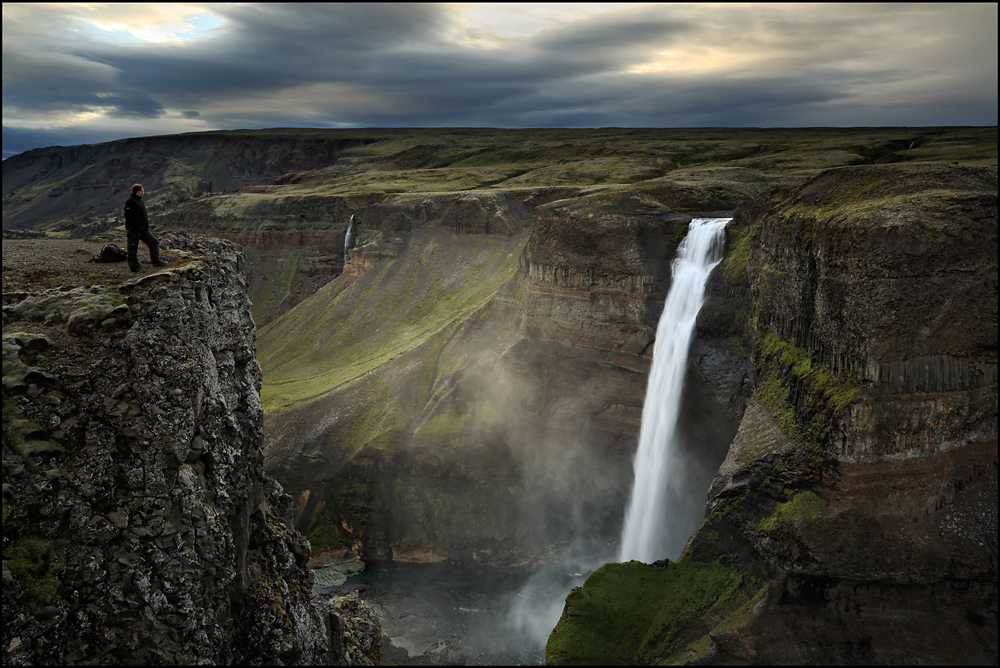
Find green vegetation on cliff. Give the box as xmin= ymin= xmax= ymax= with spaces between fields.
xmin=546 ymin=558 xmax=763 ymax=665
xmin=3 ymin=536 xmax=65 ymax=601
xmin=757 ymin=490 xmax=829 ymax=534
xmin=257 ymin=226 xmax=527 ymax=411
xmin=755 ymin=331 xmax=862 ymax=460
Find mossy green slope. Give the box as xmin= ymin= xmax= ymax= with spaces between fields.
xmin=257 ymin=223 xmax=528 ymax=411
xmin=5 ymin=126 xmax=995 ymax=238
xmin=261 ymin=126 xmax=998 ymax=198
xmin=546 ymin=558 xmax=763 ymax=666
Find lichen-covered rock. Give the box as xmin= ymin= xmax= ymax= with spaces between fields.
xmin=3 ymin=285 xmax=126 ymax=333
xmin=319 ymin=593 xmax=382 ymax=666
xmin=2 ymin=232 xmax=330 ymax=665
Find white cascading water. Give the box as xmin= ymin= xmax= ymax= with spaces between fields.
xmin=344 ymin=213 xmax=354 ymax=260
xmin=619 ymin=218 xmax=730 ymax=563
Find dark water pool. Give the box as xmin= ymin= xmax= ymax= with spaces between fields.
xmin=314 ymin=559 xmax=595 ymax=665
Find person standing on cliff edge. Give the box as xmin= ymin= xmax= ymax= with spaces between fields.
xmin=124 ymin=183 xmax=163 ymax=272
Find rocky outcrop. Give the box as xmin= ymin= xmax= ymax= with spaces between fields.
xmin=318 ymin=594 xmax=382 ymax=666
xmin=548 ymin=163 xmax=998 ymax=665
xmin=1 ymin=233 xmax=335 ymax=665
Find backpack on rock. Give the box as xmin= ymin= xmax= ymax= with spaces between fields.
xmin=89 ymin=244 xmax=128 ymax=263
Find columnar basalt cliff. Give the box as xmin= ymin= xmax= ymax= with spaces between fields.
xmin=1 ymin=234 xmax=373 ymax=665
xmin=547 ymin=163 xmax=998 ymax=665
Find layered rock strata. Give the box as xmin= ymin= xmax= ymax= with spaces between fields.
xmin=262 ymin=186 xmax=746 ymax=570
xmin=548 ymin=163 xmax=998 ymax=665
xmin=1 ymin=234 xmax=337 ymax=665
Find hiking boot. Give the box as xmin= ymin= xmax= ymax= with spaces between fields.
xmin=151 ymin=260 xmax=166 ymax=267
xmin=130 ymin=264 xmax=141 ymax=273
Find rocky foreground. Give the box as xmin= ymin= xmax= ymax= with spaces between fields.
xmin=2 ymin=233 xmax=379 ymax=665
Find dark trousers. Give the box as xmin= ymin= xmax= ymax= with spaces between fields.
xmin=127 ymin=228 xmax=159 ymax=268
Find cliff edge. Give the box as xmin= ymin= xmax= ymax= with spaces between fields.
xmin=1 ymin=233 xmax=358 ymax=665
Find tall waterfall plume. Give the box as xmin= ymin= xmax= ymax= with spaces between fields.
xmin=619 ymin=218 xmax=729 ymax=563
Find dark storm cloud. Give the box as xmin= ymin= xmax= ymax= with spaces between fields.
xmin=531 ymin=12 xmax=695 ymax=67
xmin=2 ymin=47 xmax=118 ymax=110
xmin=385 ymin=71 xmax=842 ymax=130
xmin=114 ymin=4 xmax=447 ymax=92
xmin=2 ymin=3 xmax=997 ymax=157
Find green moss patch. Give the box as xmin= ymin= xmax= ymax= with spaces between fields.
xmin=3 ymin=286 xmax=125 ymax=327
xmin=754 ymin=331 xmax=862 ymax=467
xmin=14 ymin=439 xmax=66 ymax=458
xmin=2 ymin=337 xmax=33 ymax=390
xmin=757 ymin=490 xmax=829 ymax=533
xmin=3 ymin=536 xmax=65 ymax=601
xmin=547 ymin=557 xmax=762 ymax=666
xmin=720 ymin=227 xmax=751 ymax=282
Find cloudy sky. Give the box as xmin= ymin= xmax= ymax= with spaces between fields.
xmin=2 ymin=2 xmax=997 ymax=158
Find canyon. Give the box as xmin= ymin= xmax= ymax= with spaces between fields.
xmin=3 ymin=126 xmax=997 ymax=664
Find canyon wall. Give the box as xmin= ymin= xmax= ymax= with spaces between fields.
xmin=548 ymin=163 xmax=998 ymax=665
xmin=259 ymin=183 xmax=751 ymax=570
xmin=2 ymin=132 xmax=379 ymax=328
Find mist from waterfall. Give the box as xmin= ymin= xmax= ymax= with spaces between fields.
xmin=619 ymin=218 xmax=729 ymax=563
xmin=325 ymin=218 xmax=731 ymax=664
xmin=498 ymin=218 xmax=730 ymax=663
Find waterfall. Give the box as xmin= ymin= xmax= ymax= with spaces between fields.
xmin=344 ymin=213 xmax=355 ymax=261
xmin=619 ymin=218 xmax=729 ymax=563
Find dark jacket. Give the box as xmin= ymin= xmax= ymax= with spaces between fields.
xmin=124 ymin=193 xmax=149 ymax=232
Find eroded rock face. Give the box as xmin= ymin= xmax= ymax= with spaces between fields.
xmin=548 ymin=164 xmax=998 ymax=665
xmin=264 ymin=186 xmax=747 ymax=570
xmin=700 ymin=165 xmax=998 ymax=663
xmin=1 ymin=233 xmax=332 ymax=665
xmin=319 ymin=594 xmax=382 ymax=666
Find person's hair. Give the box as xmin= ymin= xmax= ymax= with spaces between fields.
xmin=131 ymin=183 xmax=144 ymax=194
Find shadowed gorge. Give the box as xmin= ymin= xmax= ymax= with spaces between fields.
xmin=3 ymin=126 xmax=997 ymax=665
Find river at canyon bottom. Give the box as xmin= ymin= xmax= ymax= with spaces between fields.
xmin=314 ymin=559 xmax=594 ymax=665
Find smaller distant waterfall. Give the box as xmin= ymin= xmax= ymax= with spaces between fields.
xmin=344 ymin=213 xmax=355 ymax=261
xmin=619 ymin=218 xmax=729 ymax=564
